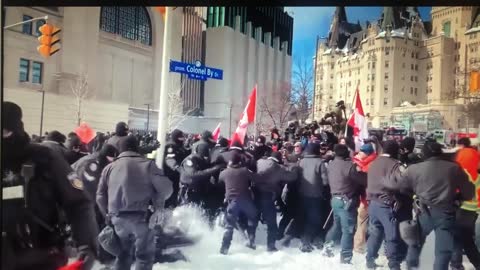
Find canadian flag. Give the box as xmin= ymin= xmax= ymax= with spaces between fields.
xmin=231 ymin=86 xmax=257 ymax=146
xmin=347 ymin=88 xmax=369 ymax=147
xmin=212 ymin=122 xmax=221 ymax=141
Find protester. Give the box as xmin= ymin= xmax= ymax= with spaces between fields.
xmin=323 ymin=144 xmax=367 ymax=264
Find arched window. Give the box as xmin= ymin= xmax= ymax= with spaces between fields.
xmin=100 ymin=7 xmax=152 ymax=46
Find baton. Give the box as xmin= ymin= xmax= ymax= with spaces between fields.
xmin=323 ymin=209 xmax=333 ymax=230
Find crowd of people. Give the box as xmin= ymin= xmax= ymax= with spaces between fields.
xmin=3 ymin=100 xmax=480 ymax=270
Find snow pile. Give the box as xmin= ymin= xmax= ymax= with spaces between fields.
xmin=93 ymin=205 xmax=475 ymax=270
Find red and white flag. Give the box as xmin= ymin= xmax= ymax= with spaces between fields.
xmin=231 ymin=85 xmax=257 ymax=146
xmin=212 ymin=122 xmax=221 ymax=141
xmin=347 ymin=88 xmax=369 ymax=145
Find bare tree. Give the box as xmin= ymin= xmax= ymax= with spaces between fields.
xmin=292 ymin=57 xmax=314 ymax=122
xmin=166 ymin=79 xmax=195 ymax=132
xmin=55 ymin=72 xmax=91 ymax=126
xmin=258 ymin=82 xmax=295 ymax=132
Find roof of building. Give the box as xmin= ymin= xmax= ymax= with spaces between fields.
xmin=326 ymin=7 xmax=363 ymax=49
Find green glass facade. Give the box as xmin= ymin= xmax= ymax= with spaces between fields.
xmin=206 ymin=7 xmax=293 ymax=55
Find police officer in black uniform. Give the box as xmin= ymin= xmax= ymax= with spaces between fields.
xmin=163 ymin=129 xmax=191 ymax=208
xmin=249 ymin=135 xmax=273 ymax=161
xmin=2 ymin=102 xmax=98 ymax=270
xmin=178 ymin=144 xmax=224 ymax=207
xmin=72 ymin=143 xmax=118 ymax=265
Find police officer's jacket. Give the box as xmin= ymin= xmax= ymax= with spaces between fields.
xmin=71 ymin=152 xmax=104 ymax=200
xmin=3 ymin=144 xmax=98 ymax=263
xmin=179 ymin=154 xmax=222 ymax=189
xmin=298 ymin=154 xmax=329 ymax=198
xmin=386 ymin=156 xmax=474 ymax=211
xmin=106 ymin=135 xmax=127 ymax=152
xmin=163 ymin=141 xmax=190 ymax=178
xmin=250 ymin=144 xmax=273 ymax=161
xmin=96 ymin=151 xmax=173 ymax=215
xmin=254 ymin=158 xmax=298 ymax=195
xmin=327 ymin=156 xmax=366 ymax=199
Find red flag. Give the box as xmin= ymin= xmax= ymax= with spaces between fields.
xmin=231 ymin=86 xmax=257 ymax=146
xmin=212 ymin=122 xmax=221 ymax=141
xmin=58 ymin=260 xmax=83 ymax=270
xmin=74 ymin=122 xmax=96 ymax=144
xmin=347 ymin=88 xmax=369 ymax=141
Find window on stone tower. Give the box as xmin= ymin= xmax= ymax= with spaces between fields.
xmin=99 ymin=7 xmax=152 ymax=46
xmin=384 ymin=98 xmax=388 ymax=105
xmin=443 ymin=21 xmax=451 ymax=38
xmin=385 ymin=61 xmax=389 ymax=68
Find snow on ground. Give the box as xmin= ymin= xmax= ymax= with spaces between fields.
xmin=93 ymin=206 xmax=475 ymax=270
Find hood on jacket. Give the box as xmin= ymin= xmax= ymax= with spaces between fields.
xmin=456 ymin=147 xmax=480 ymax=180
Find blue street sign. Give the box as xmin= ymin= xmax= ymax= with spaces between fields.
xmin=169 ymin=60 xmax=223 ymax=81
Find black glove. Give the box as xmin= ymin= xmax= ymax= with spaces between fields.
xmin=77 ymin=245 xmax=96 ymax=270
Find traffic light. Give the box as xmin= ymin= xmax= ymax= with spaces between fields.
xmin=470 ymin=71 xmax=480 ymax=93
xmin=37 ymin=23 xmax=61 ymax=58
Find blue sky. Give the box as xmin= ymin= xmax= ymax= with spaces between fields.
xmin=285 ymin=7 xmax=432 ymax=63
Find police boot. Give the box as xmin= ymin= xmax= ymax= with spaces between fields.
xmin=366 ymin=260 xmax=379 ymax=269
xmin=267 ymin=239 xmax=278 ymax=252
xmin=322 ymin=244 xmax=334 ymax=258
xmin=219 ymin=242 xmax=230 ymax=255
xmin=340 ymin=255 xmax=352 ymax=265
xmin=245 ymin=230 xmax=256 ymax=250
xmin=300 ymin=234 xmax=314 ymax=253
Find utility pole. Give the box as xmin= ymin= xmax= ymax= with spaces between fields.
xmin=156 ymin=7 xmax=173 ymax=170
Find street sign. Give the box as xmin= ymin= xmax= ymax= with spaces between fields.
xmin=169 ymin=60 xmax=223 ymax=81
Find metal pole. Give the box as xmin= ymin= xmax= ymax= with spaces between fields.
xmin=156 ymin=7 xmax=173 ymax=170
xmin=4 ymin=15 xmax=48 ymax=30
xmin=39 ymin=90 xmax=45 ymax=136
xmin=229 ymin=104 xmax=233 ymax=135
xmin=145 ymin=103 xmax=150 ymax=132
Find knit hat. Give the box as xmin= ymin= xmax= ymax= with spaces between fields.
xmin=217 ymin=137 xmax=229 ymax=147
xmin=171 ymin=129 xmax=184 ymax=142
xmin=360 ymin=143 xmax=374 ymax=155
xmin=46 ymin=130 xmax=67 ymax=143
xmin=115 ymin=122 xmax=129 ymax=136
xmin=3 ymin=101 xmax=24 ymax=133
xmin=201 ymin=130 xmax=213 ymax=141
xmin=119 ymin=136 xmax=138 ymax=153
xmin=257 ymin=135 xmax=266 ymax=144
xmin=422 ymin=141 xmax=443 ymax=159
xmin=400 ymin=137 xmax=416 ymax=152
xmin=229 ymin=152 xmax=243 ymax=166
xmin=304 ymin=142 xmax=320 ymax=155
xmin=334 ymin=144 xmax=350 ymax=158
xmin=382 ymin=140 xmax=400 ymax=158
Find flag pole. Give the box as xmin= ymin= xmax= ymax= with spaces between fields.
xmin=156 ymin=7 xmax=172 ymax=170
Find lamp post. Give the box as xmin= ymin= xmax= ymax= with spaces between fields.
xmin=39 ymin=89 xmax=45 ymax=136
xmin=144 ymin=103 xmax=151 ymax=133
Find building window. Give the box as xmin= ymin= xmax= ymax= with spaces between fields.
xmin=35 ymin=19 xmax=46 ymax=36
xmin=385 ymin=61 xmax=389 ymax=68
xmin=415 ymin=64 xmax=418 ymax=71
xmin=411 ymin=64 xmax=414 ymax=70
xmin=19 ymin=58 xmax=29 ymax=82
xmin=371 ymin=99 xmax=374 ymax=105
xmin=414 ymin=88 xmax=418 ymax=95
xmin=368 ymin=62 xmax=370 ymax=69
xmin=331 ymin=64 xmax=334 ymax=69
xmin=372 ymin=62 xmax=376 ymax=69
xmin=99 ymin=7 xmax=152 ymax=45
xmin=410 ymin=76 xmax=413 ymax=81
xmin=384 ymin=98 xmax=388 ymax=105
xmin=386 ymin=49 xmax=390 ymax=55
xmin=384 ymin=85 xmax=388 ymax=92
xmin=366 ymin=99 xmax=369 ymax=105
xmin=372 ymin=74 xmax=375 ymax=80
xmin=372 ymin=85 xmax=375 ymax=92
xmin=32 ymin=61 xmax=43 ymax=84
xmin=385 ymin=73 xmax=389 ymax=79
xmin=443 ymin=21 xmax=451 ymax=37
xmin=22 ymin=15 xmax=33 ymax=35
xmin=367 ymin=86 xmax=370 ymax=92
xmin=411 ymin=52 xmax=414 ymax=58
